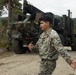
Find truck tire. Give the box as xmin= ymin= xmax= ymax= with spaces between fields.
xmin=13 ymin=39 xmax=26 ymax=54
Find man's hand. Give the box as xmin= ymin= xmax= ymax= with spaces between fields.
xmin=70 ymin=60 xmax=76 ymax=70
xmin=28 ymin=42 xmax=34 ymax=50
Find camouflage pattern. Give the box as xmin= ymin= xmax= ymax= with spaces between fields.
xmin=38 ymin=59 xmax=56 ymax=75
xmin=33 ymin=28 xmax=72 ymax=75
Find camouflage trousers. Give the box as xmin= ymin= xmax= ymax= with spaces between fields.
xmin=38 ymin=59 xmax=56 ymax=75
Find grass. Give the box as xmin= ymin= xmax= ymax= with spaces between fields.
xmin=0 ymin=33 xmax=7 ymax=48
xmin=0 ymin=23 xmax=12 ymax=48
xmin=0 ymin=23 xmax=7 ymax=48
xmin=0 ymin=34 xmax=12 ymax=48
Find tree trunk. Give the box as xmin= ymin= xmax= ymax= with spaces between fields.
xmin=8 ymin=0 xmax=12 ymax=44
xmin=8 ymin=0 xmax=12 ymax=26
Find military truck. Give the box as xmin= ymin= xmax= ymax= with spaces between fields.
xmin=54 ymin=10 xmax=76 ymax=51
xmin=12 ymin=0 xmax=76 ymax=54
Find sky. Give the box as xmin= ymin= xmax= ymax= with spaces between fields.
xmin=2 ymin=0 xmax=76 ymax=18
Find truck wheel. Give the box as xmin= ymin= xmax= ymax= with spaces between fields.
xmin=13 ymin=39 xmax=26 ymax=54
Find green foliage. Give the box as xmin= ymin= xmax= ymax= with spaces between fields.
xmin=12 ymin=0 xmax=22 ymax=9
xmin=0 ymin=0 xmax=22 ymax=48
xmin=0 ymin=0 xmax=22 ymax=16
xmin=1 ymin=19 xmax=8 ymax=28
xmin=0 ymin=21 xmax=7 ymax=48
xmin=12 ymin=0 xmax=22 ymax=15
xmin=0 ymin=35 xmax=6 ymax=48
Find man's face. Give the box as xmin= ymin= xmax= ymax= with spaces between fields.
xmin=40 ymin=21 xmax=50 ymax=31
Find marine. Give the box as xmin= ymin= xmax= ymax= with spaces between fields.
xmin=28 ymin=15 xmax=76 ymax=75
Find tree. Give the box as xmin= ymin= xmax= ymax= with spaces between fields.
xmin=0 ymin=0 xmax=22 ymax=46
xmin=0 ymin=0 xmax=22 ymax=25
xmin=0 ymin=0 xmax=22 ymax=15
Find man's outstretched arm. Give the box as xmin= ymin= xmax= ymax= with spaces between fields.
xmin=52 ymin=32 xmax=76 ymax=70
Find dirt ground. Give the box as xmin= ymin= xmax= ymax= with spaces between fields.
xmin=0 ymin=50 xmax=76 ymax=75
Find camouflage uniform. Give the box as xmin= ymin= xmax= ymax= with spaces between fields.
xmin=33 ymin=28 xmax=72 ymax=75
